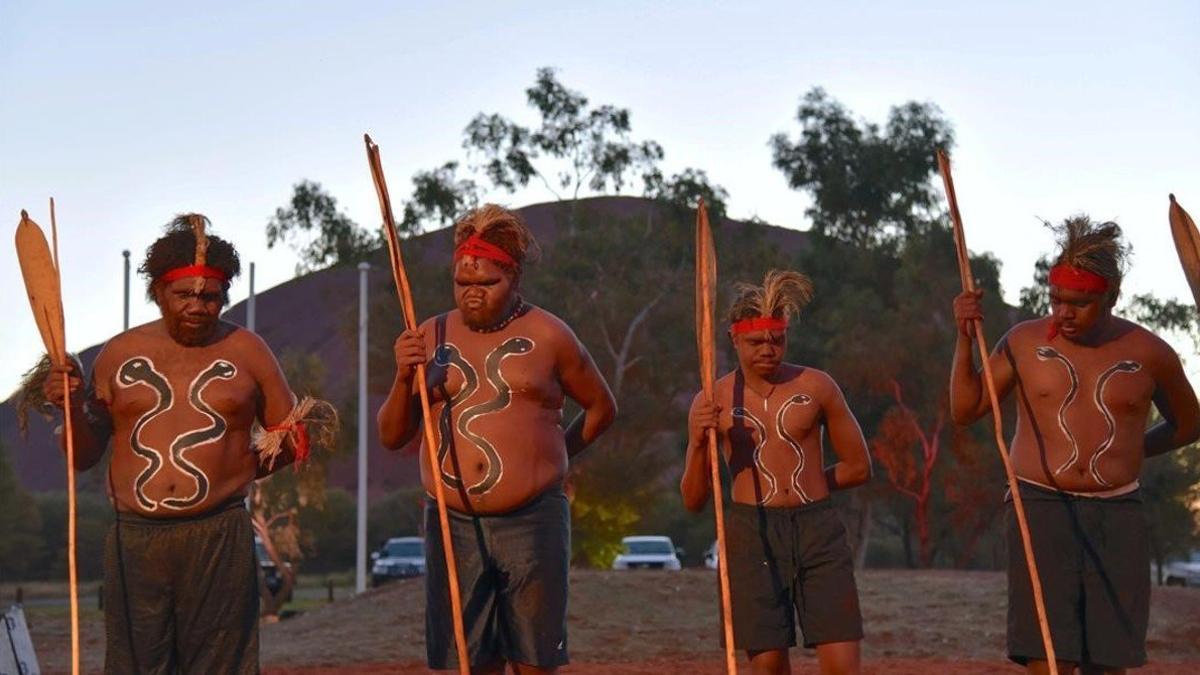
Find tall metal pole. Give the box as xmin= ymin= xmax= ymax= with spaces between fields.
xmin=247 ymin=262 xmax=257 ymax=332
xmin=356 ymin=262 xmax=370 ymax=594
xmin=122 ymin=250 xmax=130 ymax=330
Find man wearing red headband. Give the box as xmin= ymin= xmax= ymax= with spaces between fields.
xmin=378 ymin=204 xmax=616 ymax=674
xmin=40 ymin=214 xmax=315 ymax=674
xmin=681 ymin=270 xmax=872 ymax=675
xmin=951 ymin=217 xmax=1200 ymax=673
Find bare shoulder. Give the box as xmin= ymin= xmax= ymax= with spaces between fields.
xmin=1116 ymin=318 xmax=1182 ymax=369
xmin=793 ymin=365 xmax=841 ymax=400
xmin=522 ymin=305 xmax=582 ymax=349
xmin=1000 ymin=318 xmax=1047 ymax=349
xmin=95 ymin=322 xmax=160 ymax=371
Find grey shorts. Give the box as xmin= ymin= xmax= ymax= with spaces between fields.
xmin=1007 ymin=481 xmax=1149 ymax=669
xmin=424 ymin=488 xmax=570 ymax=670
xmin=725 ymin=499 xmax=863 ymax=651
xmin=104 ymin=498 xmax=259 ymax=675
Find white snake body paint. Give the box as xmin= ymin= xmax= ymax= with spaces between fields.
xmin=115 ymin=356 xmax=236 ymax=511
xmin=1035 ymin=346 xmax=1081 ymax=475
xmin=1089 ymin=360 xmax=1142 ymax=487
xmin=776 ymin=393 xmax=815 ymax=503
xmin=116 ymin=357 xmax=172 ymax=511
xmin=1034 ymin=346 xmax=1142 ymax=487
xmin=445 ymin=337 xmax=536 ymax=495
xmin=732 ymin=406 xmax=776 ymax=504
xmin=159 ymin=359 xmax=237 ymax=510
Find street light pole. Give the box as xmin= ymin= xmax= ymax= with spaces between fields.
xmin=356 ymin=262 xmax=370 ymax=594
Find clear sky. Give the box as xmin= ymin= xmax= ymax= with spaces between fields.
xmin=3 ymin=1 xmax=1198 ymax=395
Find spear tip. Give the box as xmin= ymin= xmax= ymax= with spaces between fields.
xmin=20 ymin=209 xmax=29 ymax=219
xmin=1169 ymin=193 xmax=1177 ymax=204
xmin=364 ymin=133 xmax=375 ymax=147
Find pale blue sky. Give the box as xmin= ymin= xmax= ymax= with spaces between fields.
xmin=3 ymin=1 xmax=1198 ymax=394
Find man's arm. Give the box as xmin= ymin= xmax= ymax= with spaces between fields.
xmin=949 ymin=290 xmax=1017 ymax=424
xmin=1145 ymin=342 xmax=1200 ymax=457
xmin=680 ymin=393 xmax=718 ymax=512
xmin=249 ymin=336 xmax=299 ymax=477
xmin=43 ymin=351 xmax=114 ymax=471
xmin=556 ymin=329 xmax=617 ymax=458
xmin=377 ymin=326 xmax=429 ymax=451
xmin=819 ymin=375 xmax=872 ymax=491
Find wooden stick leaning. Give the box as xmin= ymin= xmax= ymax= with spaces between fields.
xmin=695 ymin=200 xmax=738 ymax=675
xmin=1167 ymin=194 xmax=1200 ymax=312
xmin=15 ymin=202 xmax=80 ymax=675
xmin=936 ymin=150 xmax=1058 ymax=674
xmin=363 ymin=134 xmax=470 ymax=675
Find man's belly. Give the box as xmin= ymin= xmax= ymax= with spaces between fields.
xmin=421 ymin=421 xmax=568 ymax=515
xmin=1011 ymin=424 xmax=1144 ymax=493
xmin=108 ymin=442 xmax=257 ymax=518
xmin=729 ymin=453 xmax=831 ymax=507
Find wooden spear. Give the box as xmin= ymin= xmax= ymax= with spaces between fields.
xmin=363 ymin=134 xmax=470 ymax=675
xmin=15 ymin=200 xmax=80 ymax=675
xmin=936 ymin=150 xmax=1057 ymax=674
xmin=1167 ymin=194 xmax=1200 ymax=312
xmin=695 ymin=199 xmax=738 ymax=674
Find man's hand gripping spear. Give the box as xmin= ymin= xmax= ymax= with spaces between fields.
xmin=15 ymin=201 xmax=81 ymax=675
xmin=936 ymin=150 xmax=1058 ymax=674
xmin=696 ymin=199 xmax=738 ymax=675
xmin=364 ymin=135 xmax=471 ymax=675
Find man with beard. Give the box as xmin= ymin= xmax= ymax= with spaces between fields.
xmin=951 ymin=217 xmax=1200 ymax=674
xmin=39 ymin=214 xmax=322 ymax=674
xmin=378 ymin=204 xmax=617 ymax=674
xmin=682 ymin=270 xmax=872 ymax=675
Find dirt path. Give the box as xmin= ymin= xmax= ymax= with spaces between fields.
xmin=24 ymin=569 xmax=1200 ymax=673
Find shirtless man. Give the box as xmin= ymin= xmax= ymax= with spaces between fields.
xmin=681 ymin=270 xmax=872 ymax=675
xmin=951 ymin=217 xmax=1200 ymax=674
xmin=377 ymin=204 xmax=617 ymax=674
xmin=41 ymin=215 xmax=306 ymax=674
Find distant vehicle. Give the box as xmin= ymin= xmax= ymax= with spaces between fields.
xmin=254 ymin=535 xmax=292 ymax=601
xmin=1164 ymin=549 xmax=1200 ymax=587
xmin=703 ymin=540 xmax=719 ymax=570
xmin=612 ymin=535 xmax=682 ymax=571
xmin=371 ymin=536 xmax=426 ymax=586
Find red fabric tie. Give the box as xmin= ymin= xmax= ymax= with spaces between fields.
xmin=158 ymin=264 xmax=228 ymax=284
xmin=267 ymin=421 xmax=310 ymax=467
xmin=731 ymin=317 xmax=788 ymax=334
xmin=1048 ymin=265 xmax=1108 ymax=294
xmin=454 ymin=234 xmax=517 ymax=267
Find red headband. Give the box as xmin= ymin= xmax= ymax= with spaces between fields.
xmin=1048 ymin=265 xmax=1109 ymax=294
xmin=731 ymin=317 xmax=788 ymax=334
xmin=455 ymin=234 xmax=517 ymax=267
xmin=158 ymin=264 xmax=228 ymax=284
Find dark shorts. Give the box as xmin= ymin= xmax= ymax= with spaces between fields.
xmin=424 ymin=488 xmax=570 ymax=670
xmin=104 ymin=498 xmax=259 ymax=675
xmin=725 ymin=499 xmax=863 ymax=651
xmin=1007 ymin=481 xmax=1149 ymax=669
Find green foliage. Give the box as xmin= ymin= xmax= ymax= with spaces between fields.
xmin=644 ymin=168 xmax=731 ymax=221
xmin=298 ymin=487 xmax=356 ymax=573
xmin=0 ymin=442 xmax=45 ymax=579
xmin=770 ymin=88 xmax=955 ymax=247
xmin=267 ymin=180 xmax=380 ymax=273
xmin=367 ymin=487 xmax=426 ymax=549
xmin=464 ymin=67 xmax=663 ymax=201
xmin=33 ymin=491 xmax=112 ymax=581
xmin=1142 ymin=447 xmax=1200 ymax=580
xmin=398 ymin=162 xmax=480 ymax=235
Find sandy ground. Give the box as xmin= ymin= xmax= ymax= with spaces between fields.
xmin=21 ymin=569 xmax=1200 ymax=674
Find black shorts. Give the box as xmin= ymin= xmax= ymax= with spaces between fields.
xmin=725 ymin=499 xmax=863 ymax=651
xmin=424 ymin=488 xmax=570 ymax=670
xmin=104 ymin=497 xmax=259 ymax=675
xmin=1007 ymin=481 xmax=1149 ymax=669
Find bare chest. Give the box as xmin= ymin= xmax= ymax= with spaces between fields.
xmin=1019 ymin=345 xmax=1154 ymax=418
xmin=427 ymin=335 xmax=561 ymax=408
xmin=719 ymin=388 xmax=821 ymax=447
xmin=108 ymin=352 xmax=259 ymax=428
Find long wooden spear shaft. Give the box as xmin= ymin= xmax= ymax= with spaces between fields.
xmin=15 ymin=201 xmax=80 ymax=675
xmin=1167 ymin=194 xmax=1200 ymax=312
xmin=695 ymin=199 xmax=738 ymax=674
xmin=363 ymin=134 xmax=470 ymax=675
xmin=936 ymin=150 xmax=1058 ymax=674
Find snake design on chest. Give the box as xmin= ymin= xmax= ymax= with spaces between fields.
xmin=432 ymin=343 xmax=479 ymax=490
xmin=438 ymin=337 xmax=535 ymax=495
xmin=732 ymin=406 xmax=775 ymax=504
xmin=116 ymin=356 xmax=173 ymax=511
xmin=1034 ymin=346 xmax=1142 ymax=486
xmin=776 ymin=393 xmax=815 ymax=503
xmin=159 ymin=359 xmax=238 ymax=510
